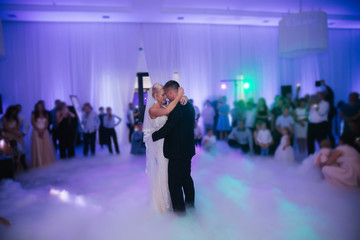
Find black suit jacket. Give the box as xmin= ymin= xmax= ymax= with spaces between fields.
xmin=152 ymin=102 xmax=195 ymax=160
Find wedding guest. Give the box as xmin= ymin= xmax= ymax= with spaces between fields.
xmin=270 ymin=95 xmax=281 ymax=112
xmin=256 ymin=98 xmax=270 ymax=127
xmin=253 ymin=121 xmax=262 ymax=154
xmin=257 ymin=121 xmax=273 ymax=156
xmin=202 ymin=100 xmax=215 ymax=131
xmin=130 ymin=122 xmax=146 ymax=155
xmin=270 ymin=97 xmax=284 ymax=132
xmin=194 ymin=120 xmax=202 ymax=146
xmin=31 ymin=101 xmax=56 ymax=167
xmin=245 ymin=100 xmax=256 ymax=131
xmin=50 ymin=99 xmax=62 ymax=148
xmin=15 ymin=104 xmax=29 ymax=137
xmin=228 ymin=120 xmax=253 ymax=153
xmin=321 ymin=133 xmax=360 ymax=188
xmin=2 ymin=106 xmax=24 ymax=153
xmin=202 ymin=128 xmax=216 ymax=152
xmin=98 ymin=107 xmax=106 ymax=148
xmin=314 ymin=139 xmax=332 ymax=166
xmin=294 ymin=98 xmax=309 ymax=153
xmin=216 ymin=96 xmax=231 ymax=141
xmin=275 ymin=106 xmax=295 ymax=146
xmin=321 ymin=80 xmax=336 ymax=147
xmin=38 ymin=100 xmax=51 ymax=130
xmin=126 ymin=103 xmax=140 ymax=143
xmin=340 ymin=92 xmax=360 ymax=134
xmin=103 ymin=107 xmax=121 ymax=154
xmin=307 ymin=93 xmax=329 ymax=155
xmin=57 ymin=103 xmax=76 ymax=159
xmin=82 ymin=103 xmax=100 ymax=156
xmin=274 ymin=127 xmax=295 ymax=164
xmin=284 ymin=92 xmax=295 ymax=113
xmin=230 ymin=101 xmax=242 ymax=127
xmin=189 ymin=99 xmax=201 ymax=121
xmin=15 ymin=104 xmax=29 ymax=170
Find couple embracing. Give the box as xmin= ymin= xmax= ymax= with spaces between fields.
xmin=143 ymin=80 xmax=195 ymax=213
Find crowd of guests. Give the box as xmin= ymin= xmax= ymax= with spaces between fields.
xmin=190 ymin=80 xmax=360 ymax=187
xmin=0 ymin=99 xmax=146 ymax=179
xmin=1 ymin=79 xmax=359 ymax=188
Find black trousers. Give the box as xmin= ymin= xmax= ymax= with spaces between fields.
xmin=228 ymin=139 xmax=250 ymax=153
xmin=127 ymin=123 xmax=134 ymax=143
xmin=328 ymin=115 xmax=336 ymax=147
xmin=83 ymin=132 xmax=96 ymax=156
xmin=307 ymin=121 xmax=328 ymax=155
xmin=59 ymin=132 xmax=75 ymax=159
xmin=13 ymin=154 xmax=28 ymax=171
xmin=52 ymin=128 xmax=58 ymax=149
xmin=105 ymin=128 xmax=120 ymax=154
xmin=168 ymin=157 xmax=195 ymax=212
xmin=98 ymin=127 xmax=106 ymax=147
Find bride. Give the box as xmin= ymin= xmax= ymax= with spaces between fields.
xmin=143 ymin=83 xmax=186 ymax=212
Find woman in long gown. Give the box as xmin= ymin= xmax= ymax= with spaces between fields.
xmin=31 ymin=101 xmax=57 ymax=168
xmin=320 ymin=133 xmax=360 ymax=188
xmin=143 ymin=83 xmax=186 ymax=212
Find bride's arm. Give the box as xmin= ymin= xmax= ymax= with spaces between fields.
xmin=149 ymin=87 xmax=184 ymax=118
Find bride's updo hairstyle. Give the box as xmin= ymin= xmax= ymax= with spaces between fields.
xmin=152 ymin=83 xmax=163 ymax=98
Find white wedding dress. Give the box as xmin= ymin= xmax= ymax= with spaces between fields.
xmin=143 ymin=101 xmax=171 ymax=213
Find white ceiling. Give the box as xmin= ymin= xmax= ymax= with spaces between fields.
xmin=0 ymin=0 xmax=359 ymax=28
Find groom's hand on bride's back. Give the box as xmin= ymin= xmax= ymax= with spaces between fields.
xmin=180 ymin=96 xmax=188 ymax=105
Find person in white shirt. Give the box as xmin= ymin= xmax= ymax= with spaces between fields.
xmin=228 ymin=120 xmax=253 ymax=153
xmin=202 ymin=100 xmax=215 ymax=131
xmin=104 ymin=107 xmax=122 ymax=154
xmin=245 ymin=100 xmax=256 ymax=131
xmin=275 ymin=106 xmax=295 ymax=148
xmin=81 ymin=103 xmax=100 ymax=156
xmin=256 ymin=121 xmax=273 ymax=156
xmin=202 ymin=128 xmax=216 ymax=152
xmin=307 ymin=92 xmax=329 ymax=155
xmin=194 ymin=120 xmax=202 ymax=146
xmin=126 ymin=103 xmax=139 ymax=143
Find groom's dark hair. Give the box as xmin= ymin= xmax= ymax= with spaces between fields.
xmin=164 ymin=80 xmax=180 ymax=92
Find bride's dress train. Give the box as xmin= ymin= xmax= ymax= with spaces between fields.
xmin=144 ymin=115 xmax=171 ymax=212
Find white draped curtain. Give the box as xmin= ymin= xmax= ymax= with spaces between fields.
xmin=142 ymin=23 xmax=360 ymax=109
xmin=1 ymin=22 xmax=359 ymax=148
xmin=0 ymin=22 xmax=141 ymax=144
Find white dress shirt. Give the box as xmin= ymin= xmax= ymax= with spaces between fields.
xmin=103 ymin=114 xmax=122 ymax=128
xmin=126 ymin=109 xmax=134 ymax=124
xmin=309 ymin=100 xmax=329 ymax=123
xmin=257 ymin=129 xmax=273 ymax=144
xmin=82 ymin=111 xmax=100 ymax=133
xmin=18 ymin=114 xmax=29 ymax=135
xmin=276 ymin=115 xmax=295 ymax=129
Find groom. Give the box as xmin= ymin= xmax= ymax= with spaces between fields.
xmin=152 ymin=80 xmax=196 ymax=213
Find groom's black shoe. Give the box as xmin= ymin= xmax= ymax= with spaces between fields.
xmin=185 ymin=202 xmax=195 ymax=209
